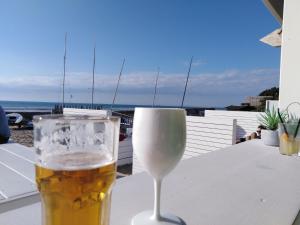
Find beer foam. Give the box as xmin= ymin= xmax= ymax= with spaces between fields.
xmin=39 ymin=151 xmax=115 ymax=171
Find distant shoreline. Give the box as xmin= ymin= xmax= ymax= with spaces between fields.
xmin=1 ymin=100 xmax=224 ymax=120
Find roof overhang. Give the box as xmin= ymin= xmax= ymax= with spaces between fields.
xmin=261 ymin=0 xmax=284 ymax=47
xmin=262 ymin=0 xmax=284 ymax=24
xmin=260 ymin=28 xmax=282 ymax=47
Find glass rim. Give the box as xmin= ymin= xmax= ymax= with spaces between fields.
xmin=33 ymin=114 xmax=120 ymax=123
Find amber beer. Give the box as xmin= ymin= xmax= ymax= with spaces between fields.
xmin=36 ymin=152 xmax=116 ymax=225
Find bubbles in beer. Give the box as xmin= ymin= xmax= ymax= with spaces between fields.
xmin=36 ymin=152 xmax=116 ymax=225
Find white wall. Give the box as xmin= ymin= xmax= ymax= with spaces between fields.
xmin=279 ymin=0 xmax=300 ymax=115
xmin=265 ymin=100 xmax=279 ymax=111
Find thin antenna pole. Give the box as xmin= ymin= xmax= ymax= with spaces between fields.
xmin=111 ymin=58 xmax=126 ymax=109
xmin=91 ymin=44 xmax=96 ymax=107
xmin=62 ymin=32 xmax=67 ymax=109
xmin=181 ymin=56 xmax=193 ymax=108
xmin=152 ymin=67 xmax=160 ymax=107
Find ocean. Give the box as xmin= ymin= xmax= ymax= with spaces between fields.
xmin=1 ymin=100 xmax=57 ymax=110
xmin=0 ymin=100 xmax=222 ymax=114
xmin=0 ymin=100 xmax=172 ymax=111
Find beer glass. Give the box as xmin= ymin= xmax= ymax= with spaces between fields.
xmin=33 ymin=114 xmax=120 ymax=225
xmin=132 ymin=108 xmax=186 ymax=225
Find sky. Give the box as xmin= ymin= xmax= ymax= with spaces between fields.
xmin=0 ymin=0 xmax=281 ymax=107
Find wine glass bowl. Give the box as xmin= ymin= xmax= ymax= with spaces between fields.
xmin=132 ymin=108 xmax=186 ymax=225
xmin=133 ymin=108 xmax=186 ymax=179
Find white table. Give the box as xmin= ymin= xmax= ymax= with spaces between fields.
xmin=1 ymin=140 xmax=300 ymax=225
xmin=0 ymin=143 xmax=39 ymax=214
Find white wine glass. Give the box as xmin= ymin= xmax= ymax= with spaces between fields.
xmin=132 ymin=108 xmax=186 ymax=225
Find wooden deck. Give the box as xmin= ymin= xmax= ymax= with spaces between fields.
xmin=1 ymin=140 xmax=300 ymax=225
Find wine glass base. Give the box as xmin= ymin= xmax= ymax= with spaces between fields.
xmin=131 ymin=210 xmax=186 ymax=225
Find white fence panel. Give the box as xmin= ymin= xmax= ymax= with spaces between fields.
xmin=63 ymin=108 xmax=111 ymax=117
xmin=133 ymin=116 xmax=236 ymax=174
xmin=205 ymin=110 xmax=261 ymax=141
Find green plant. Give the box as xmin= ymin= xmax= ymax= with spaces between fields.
xmin=258 ymin=108 xmax=287 ymax=130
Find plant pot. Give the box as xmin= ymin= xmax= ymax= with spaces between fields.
xmin=261 ymin=129 xmax=279 ymax=146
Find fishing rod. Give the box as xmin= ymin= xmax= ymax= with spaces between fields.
xmin=181 ymin=56 xmax=193 ymax=108
xmin=91 ymin=44 xmax=96 ymax=107
xmin=62 ymin=32 xmax=67 ymax=109
xmin=152 ymin=67 xmax=160 ymax=107
xmin=111 ymin=58 xmax=126 ymax=110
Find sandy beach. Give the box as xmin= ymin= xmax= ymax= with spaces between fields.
xmin=9 ymin=126 xmax=33 ymax=147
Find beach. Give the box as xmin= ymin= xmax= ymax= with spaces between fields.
xmin=9 ymin=126 xmax=33 ymax=147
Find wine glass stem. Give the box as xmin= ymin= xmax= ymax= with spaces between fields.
xmin=152 ymin=178 xmax=162 ymax=221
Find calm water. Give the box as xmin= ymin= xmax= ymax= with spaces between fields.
xmin=0 ymin=100 xmax=222 ymax=113
xmin=0 ymin=100 xmax=169 ymax=111
xmin=0 ymin=100 xmax=56 ymax=109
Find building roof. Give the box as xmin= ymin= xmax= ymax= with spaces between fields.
xmin=262 ymin=0 xmax=284 ymax=24
xmin=261 ymin=0 xmax=284 ymax=47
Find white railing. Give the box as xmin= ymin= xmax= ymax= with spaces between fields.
xmin=63 ymin=108 xmax=263 ymax=173
xmin=63 ymin=108 xmax=111 ymax=116
xmin=205 ymin=110 xmax=261 ymax=141
xmin=184 ymin=116 xmax=236 ymax=159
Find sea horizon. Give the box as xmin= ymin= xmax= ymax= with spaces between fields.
xmin=0 ymin=99 xmax=223 ymax=111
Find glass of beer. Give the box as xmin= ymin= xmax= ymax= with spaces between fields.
xmin=33 ymin=114 xmax=120 ymax=225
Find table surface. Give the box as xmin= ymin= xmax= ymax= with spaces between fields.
xmin=0 ymin=143 xmax=37 ymax=205
xmin=1 ymin=140 xmax=300 ymax=225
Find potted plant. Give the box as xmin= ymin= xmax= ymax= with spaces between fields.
xmin=258 ymin=108 xmax=287 ymax=146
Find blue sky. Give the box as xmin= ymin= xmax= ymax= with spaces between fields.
xmin=0 ymin=0 xmax=280 ymax=107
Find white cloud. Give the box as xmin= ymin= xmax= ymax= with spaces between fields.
xmin=183 ymin=58 xmax=207 ymax=67
xmin=0 ymin=68 xmax=279 ymax=106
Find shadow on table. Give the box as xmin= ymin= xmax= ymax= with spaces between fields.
xmin=292 ymin=210 xmax=300 ymax=225
xmin=160 ymin=216 xmax=186 ymax=225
